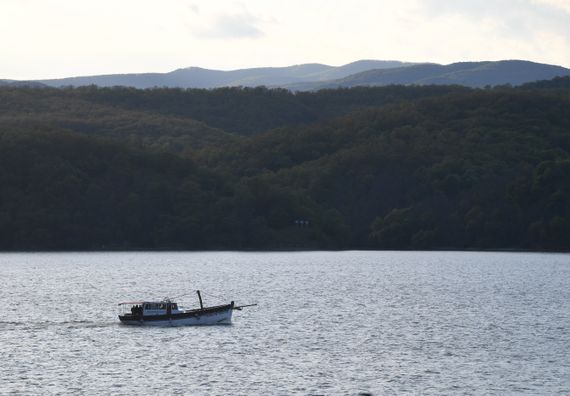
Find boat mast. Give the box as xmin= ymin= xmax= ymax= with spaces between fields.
xmin=197 ymin=290 xmax=204 ymax=310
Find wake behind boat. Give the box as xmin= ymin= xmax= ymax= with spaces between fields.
xmin=118 ymin=290 xmax=255 ymax=326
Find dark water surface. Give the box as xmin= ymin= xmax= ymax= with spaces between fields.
xmin=1 ymin=251 xmax=569 ymax=395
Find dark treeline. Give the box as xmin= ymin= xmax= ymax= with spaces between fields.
xmin=0 ymin=84 xmax=469 ymax=136
xmin=0 ymin=81 xmax=569 ymax=250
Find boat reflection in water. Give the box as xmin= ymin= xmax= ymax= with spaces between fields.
xmin=118 ymin=290 xmax=255 ymax=326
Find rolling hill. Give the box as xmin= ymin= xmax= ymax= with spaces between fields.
xmin=6 ymin=60 xmax=564 ymax=91
xmin=35 ymin=60 xmax=414 ymax=89
xmin=288 ymin=60 xmax=570 ymax=90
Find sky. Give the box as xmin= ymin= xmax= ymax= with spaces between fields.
xmin=1 ymin=0 xmax=570 ymax=80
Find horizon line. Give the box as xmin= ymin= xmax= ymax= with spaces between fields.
xmin=2 ymin=58 xmax=569 ymax=82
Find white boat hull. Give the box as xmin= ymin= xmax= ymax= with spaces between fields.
xmin=141 ymin=308 xmax=232 ymax=326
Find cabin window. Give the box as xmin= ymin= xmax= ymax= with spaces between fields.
xmin=145 ymin=304 xmax=150 ymax=309
xmin=172 ymin=303 xmax=178 ymax=310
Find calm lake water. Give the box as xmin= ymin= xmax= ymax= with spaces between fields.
xmin=0 ymin=251 xmax=569 ymax=395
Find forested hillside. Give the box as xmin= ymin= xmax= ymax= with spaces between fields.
xmin=0 ymin=83 xmax=568 ymax=250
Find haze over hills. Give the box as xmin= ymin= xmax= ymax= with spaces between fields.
xmin=5 ymin=59 xmax=561 ymax=90
xmin=285 ymin=60 xmax=570 ymax=90
xmin=35 ymin=60 xmax=415 ymax=89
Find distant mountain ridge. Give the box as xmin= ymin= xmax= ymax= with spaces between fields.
xmin=35 ymin=60 xmax=415 ymax=89
xmin=4 ymin=59 xmax=569 ymax=90
xmin=287 ymin=60 xmax=570 ymax=90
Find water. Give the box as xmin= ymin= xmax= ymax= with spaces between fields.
xmin=0 ymin=251 xmax=569 ymax=395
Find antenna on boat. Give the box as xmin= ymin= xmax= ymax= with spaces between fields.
xmin=196 ymin=290 xmax=204 ymax=310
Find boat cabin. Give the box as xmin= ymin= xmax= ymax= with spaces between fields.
xmin=118 ymin=300 xmax=181 ymax=317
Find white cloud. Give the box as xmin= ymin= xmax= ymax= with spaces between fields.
xmin=532 ymin=0 xmax=570 ymax=12
xmin=419 ymin=0 xmax=570 ymax=37
xmin=414 ymin=0 xmax=570 ymax=66
xmin=188 ymin=3 xmax=200 ymax=14
xmin=190 ymin=10 xmax=266 ymax=39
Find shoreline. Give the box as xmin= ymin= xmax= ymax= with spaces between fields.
xmin=1 ymin=248 xmax=568 ymax=254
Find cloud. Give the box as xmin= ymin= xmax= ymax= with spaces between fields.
xmin=532 ymin=0 xmax=570 ymax=12
xmin=419 ymin=0 xmax=570 ymax=47
xmin=188 ymin=3 xmax=200 ymax=14
xmin=190 ymin=10 xmax=265 ymax=39
xmin=421 ymin=0 xmax=570 ymax=32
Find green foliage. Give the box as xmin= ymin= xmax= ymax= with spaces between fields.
xmin=0 ymin=82 xmax=569 ymax=250
xmin=205 ymin=88 xmax=570 ymax=250
xmin=520 ymin=76 xmax=570 ymax=90
xmin=0 ymin=84 xmax=467 ymax=137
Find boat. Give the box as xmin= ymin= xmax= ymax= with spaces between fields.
xmin=117 ymin=290 xmax=255 ymax=326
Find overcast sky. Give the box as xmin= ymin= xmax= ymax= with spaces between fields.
xmin=2 ymin=0 xmax=570 ymax=79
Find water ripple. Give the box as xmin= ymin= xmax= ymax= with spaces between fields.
xmin=0 ymin=251 xmax=569 ymax=394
